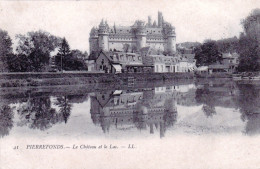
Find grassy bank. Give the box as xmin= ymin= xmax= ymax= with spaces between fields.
xmin=0 ymin=72 xmax=194 ymax=88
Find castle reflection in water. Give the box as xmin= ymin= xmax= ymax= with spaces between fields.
xmin=90 ymin=84 xmax=196 ymax=137
xmin=0 ymin=79 xmax=260 ymax=138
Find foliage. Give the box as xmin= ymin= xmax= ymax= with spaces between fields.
xmin=54 ymin=96 xmax=72 ymax=123
xmin=241 ymin=8 xmax=260 ymax=42
xmin=195 ymin=86 xmax=216 ymax=118
xmin=0 ymin=105 xmax=14 ymax=138
xmin=17 ymin=96 xmax=69 ymax=130
xmin=6 ymin=53 xmax=30 ymax=72
xmin=216 ymin=36 xmax=239 ymax=53
xmin=8 ymin=30 xmax=61 ymax=72
xmin=194 ymin=40 xmax=222 ymax=66
xmin=16 ymin=30 xmax=60 ymax=56
xmin=0 ymin=29 xmax=13 ymax=72
xmin=237 ymin=34 xmax=260 ymax=72
xmin=55 ymin=38 xmax=87 ymax=71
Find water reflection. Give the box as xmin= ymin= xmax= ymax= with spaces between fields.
xmin=90 ymin=89 xmax=178 ymax=138
xmin=17 ymin=96 xmax=71 ymax=130
xmin=0 ymin=105 xmax=14 ymax=138
xmin=0 ymin=79 xmax=260 ymax=138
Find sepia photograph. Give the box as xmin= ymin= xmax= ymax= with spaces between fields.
xmin=0 ymin=0 xmax=260 ymax=168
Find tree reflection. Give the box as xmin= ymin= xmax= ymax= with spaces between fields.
xmin=0 ymin=105 xmax=14 ymax=138
xmin=234 ymin=83 xmax=260 ymax=135
xmin=202 ymin=105 xmax=216 ymax=118
xmin=17 ymin=96 xmax=71 ymax=130
xmin=235 ymin=84 xmax=259 ymax=117
xmin=54 ymin=96 xmax=72 ymax=123
xmin=195 ymin=86 xmax=216 ymax=118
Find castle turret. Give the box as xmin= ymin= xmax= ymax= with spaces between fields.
xmin=164 ymin=23 xmax=176 ymax=54
xmin=89 ymin=27 xmax=99 ymax=53
xmin=133 ymin=20 xmax=147 ymax=50
xmin=152 ymin=21 xmax=157 ymax=27
xmin=98 ymin=19 xmax=109 ymax=51
xmin=148 ymin=16 xmax=152 ymax=27
xmin=158 ymin=11 xmax=163 ymax=28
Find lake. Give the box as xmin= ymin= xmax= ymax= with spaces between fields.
xmin=1 ymin=79 xmax=260 ymax=169
xmin=1 ymin=78 xmax=259 ymax=139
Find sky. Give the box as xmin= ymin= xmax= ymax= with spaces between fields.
xmin=0 ymin=0 xmax=259 ymax=53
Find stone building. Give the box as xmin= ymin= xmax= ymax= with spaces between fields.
xmin=89 ymin=12 xmax=176 ymax=55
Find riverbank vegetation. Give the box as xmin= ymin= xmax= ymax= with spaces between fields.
xmin=187 ymin=8 xmax=260 ymax=72
xmin=0 ymin=30 xmax=88 ymax=73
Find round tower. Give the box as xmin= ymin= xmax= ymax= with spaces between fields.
xmin=135 ymin=20 xmax=147 ymax=50
xmin=98 ymin=20 xmax=109 ymax=52
xmin=89 ymin=27 xmax=99 ymax=53
xmin=165 ymin=24 xmax=176 ymax=54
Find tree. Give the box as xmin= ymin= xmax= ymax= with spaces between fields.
xmin=6 ymin=53 xmax=30 ymax=72
xmin=13 ymin=30 xmax=61 ymax=72
xmin=242 ymin=8 xmax=260 ymax=43
xmin=54 ymin=39 xmax=88 ymax=71
xmin=71 ymin=49 xmax=88 ymax=60
xmin=55 ymin=38 xmax=70 ymax=71
xmin=194 ymin=40 xmax=222 ymax=66
xmin=216 ymin=37 xmax=239 ymax=53
xmin=237 ymin=9 xmax=260 ymax=72
xmin=237 ymin=33 xmax=259 ymax=72
xmin=0 ymin=29 xmax=13 ymax=72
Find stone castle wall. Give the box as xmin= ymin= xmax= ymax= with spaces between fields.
xmin=89 ymin=12 xmax=176 ymax=54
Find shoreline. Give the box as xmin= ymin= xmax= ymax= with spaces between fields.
xmin=0 ymin=72 xmax=194 ymax=88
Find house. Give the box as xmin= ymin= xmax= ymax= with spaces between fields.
xmin=208 ymin=64 xmax=230 ymax=73
xmin=178 ymin=55 xmax=196 ymax=73
xmin=208 ymin=52 xmax=240 ymax=74
xmin=95 ymin=51 xmax=153 ymax=73
xmin=222 ymin=52 xmax=239 ymax=72
xmin=143 ymin=55 xmax=179 ymax=73
xmin=195 ymin=66 xmax=208 ymax=74
xmin=95 ymin=51 xmax=122 ymax=73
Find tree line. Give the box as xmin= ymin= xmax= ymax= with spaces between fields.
xmin=0 ymin=30 xmax=88 ymax=72
xmin=186 ymin=8 xmax=260 ymax=72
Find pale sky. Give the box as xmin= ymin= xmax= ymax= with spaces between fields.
xmin=0 ymin=0 xmax=259 ymax=53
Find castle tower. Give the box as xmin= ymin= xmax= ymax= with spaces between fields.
xmin=158 ymin=11 xmax=163 ymax=28
xmin=98 ymin=19 xmax=109 ymax=52
xmin=165 ymin=24 xmax=176 ymax=54
xmin=148 ymin=16 xmax=152 ymax=27
xmin=135 ymin=21 xmax=147 ymax=50
xmin=89 ymin=27 xmax=99 ymax=53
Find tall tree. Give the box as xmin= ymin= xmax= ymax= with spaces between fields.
xmin=237 ymin=33 xmax=259 ymax=72
xmin=13 ymin=30 xmax=60 ymax=72
xmin=237 ymin=8 xmax=260 ymax=72
xmin=194 ymin=40 xmax=222 ymax=66
xmin=55 ymin=38 xmax=70 ymax=71
xmin=0 ymin=29 xmax=13 ymax=72
xmin=242 ymin=8 xmax=260 ymax=43
xmin=55 ymin=39 xmax=87 ymax=71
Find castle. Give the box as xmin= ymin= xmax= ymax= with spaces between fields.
xmin=89 ymin=12 xmax=176 ymax=54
